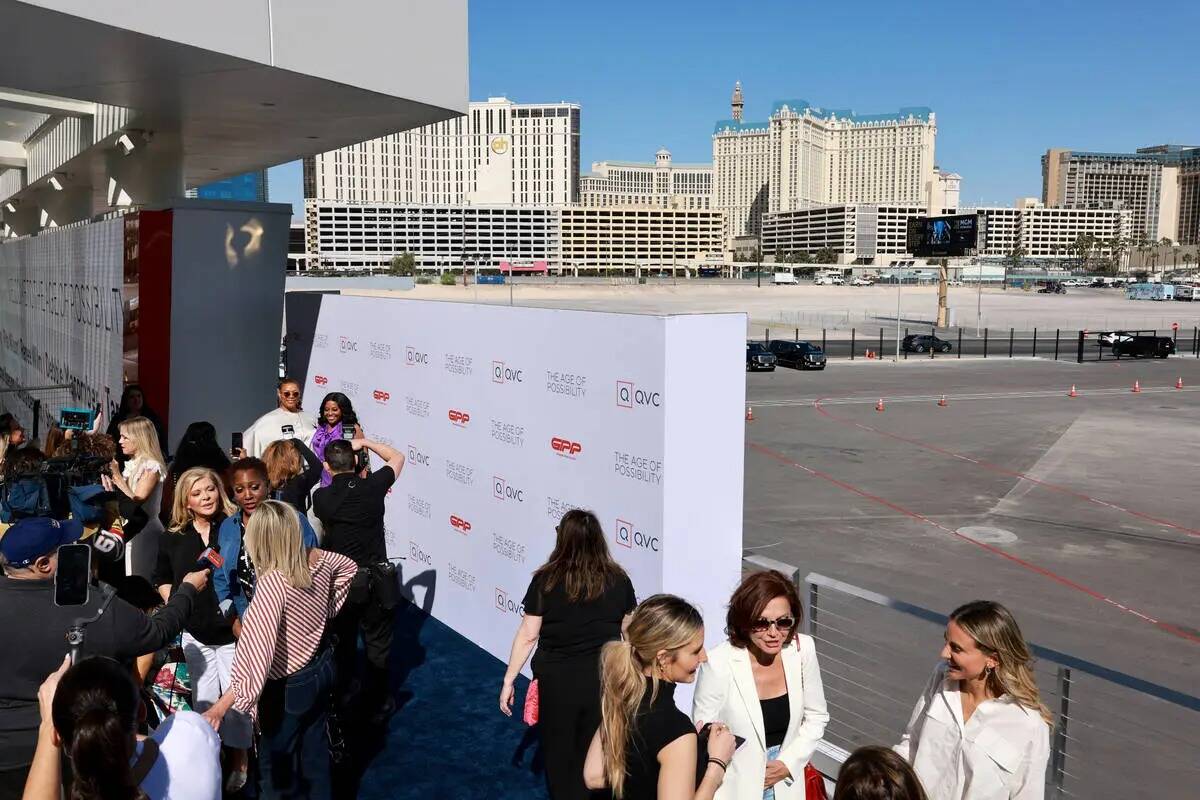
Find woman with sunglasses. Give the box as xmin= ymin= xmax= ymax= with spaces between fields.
xmin=692 ymin=570 xmax=829 ymax=800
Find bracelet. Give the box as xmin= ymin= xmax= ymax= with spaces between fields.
xmin=707 ymin=757 xmax=728 ymax=772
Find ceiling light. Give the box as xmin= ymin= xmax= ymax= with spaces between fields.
xmin=49 ymin=175 xmax=64 ymax=191
xmin=116 ymin=133 xmax=135 ymax=155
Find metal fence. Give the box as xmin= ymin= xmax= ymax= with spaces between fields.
xmin=0 ymin=384 xmax=78 ymax=445
xmin=743 ymin=557 xmax=1200 ymax=799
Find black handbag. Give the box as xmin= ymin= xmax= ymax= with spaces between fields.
xmin=368 ymin=561 xmax=399 ymax=611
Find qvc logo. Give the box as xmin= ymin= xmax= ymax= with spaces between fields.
xmin=373 ymin=389 xmax=390 ymax=404
xmin=338 ymin=337 xmax=357 ymax=353
xmin=409 ymin=541 xmax=432 ymax=566
xmin=406 ymin=346 xmax=429 ymax=366
xmin=448 ymin=409 xmax=471 ymax=427
xmin=615 ymin=518 xmax=660 ymax=552
xmin=493 ymin=477 xmax=525 ymax=503
xmin=407 ymin=446 xmax=430 ymax=467
xmin=450 ymin=515 xmax=472 ymax=534
xmin=617 ymin=380 xmax=662 ymax=409
xmin=495 ymin=588 xmax=525 ymax=616
xmin=492 ymin=361 xmax=524 ymax=384
xmin=314 ymin=375 xmax=329 ymax=386
xmin=550 ymin=437 xmax=582 ymax=459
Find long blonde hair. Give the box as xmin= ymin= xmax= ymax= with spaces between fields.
xmin=262 ymin=440 xmax=302 ymax=489
xmin=244 ymin=500 xmax=312 ymax=590
xmin=117 ymin=416 xmax=164 ymax=472
xmin=168 ymin=467 xmax=236 ymax=531
xmin=599 ymin=594 xmax=704 ymax=798
xmin=951 ymin=600 xmax=1053 ymax=724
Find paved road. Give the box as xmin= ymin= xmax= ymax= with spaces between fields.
xmin=758 ymin=330 xmax=1200 ymax=360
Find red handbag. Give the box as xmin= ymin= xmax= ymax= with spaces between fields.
xmin=522 ymin=679 xmax=540 ymax=725
xmin=804 ymin=763 xmax=829 ymax=800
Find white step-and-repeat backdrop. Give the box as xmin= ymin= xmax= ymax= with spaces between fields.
xmin=304 ymin=294 xmax=745 ymax=667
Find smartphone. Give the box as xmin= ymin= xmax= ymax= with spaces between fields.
xmin=231 ymin=431 xmax=243 ymax=456
xmin=54 ymin=543 xmax=92 ymax=607
xmin=698 ymin=722 xmax=747 ymax=750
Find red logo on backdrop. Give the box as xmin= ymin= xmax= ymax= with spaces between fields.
xmin=448 ymin=409 xmax=471 ymax=426
xmin=373 ymin=390 xmax=390 ymax=403
xmin=550 ymin=437 xmax=583 ymax=458
xmin=450 ymin=515 xmax=472 ymax=533
xmin=314 ymin=375 xmax=329 ymax=385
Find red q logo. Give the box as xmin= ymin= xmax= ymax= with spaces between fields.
xmin=450 ymin=515 xmax=472 ymax=533
xmin=373 ymin=389 xmax=390 ymax=403
xmin=448 ymin=409 xmax=470 ymax=426
xmin=550 ymin=437 xmax=582 ymax=458
xmin=314 ymin=375 xmax=329 ymax=386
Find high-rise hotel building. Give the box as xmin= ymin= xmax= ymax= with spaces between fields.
xmin=713 ymin=82 xmax=938 ymax=247
xmin=580 ymin=149 xmax=712 ymax=209
xmin=303 ymin=96 xmax=580 ymax=206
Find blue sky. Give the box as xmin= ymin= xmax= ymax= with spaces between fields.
xmin=270 ymin=0 xmax=1200 ymax=216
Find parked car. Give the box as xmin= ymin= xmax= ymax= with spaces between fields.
xmin=1111 ymin=335 xmax=1175 ymax=358
xmin=746 ymin=342 xmax=777 ymax=371
xmin=767 ymin=340 xmax=827 ymax=370
xmin=901 ymin=334 xmax=953 ymax=353
xmin=1038 ymin=283 xmax=1066 ymax=294
xmin=850 ymin=277 xmax=874 ymax=286
xmin=1098 ymin=331 xmax=1134 ymax=346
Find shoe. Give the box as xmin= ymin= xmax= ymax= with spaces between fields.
xmin=368 ymin=695 xmax=396 ymax=727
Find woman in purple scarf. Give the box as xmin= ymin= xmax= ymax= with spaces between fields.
xmin=310 ymin=392 xmax=364 ymax=486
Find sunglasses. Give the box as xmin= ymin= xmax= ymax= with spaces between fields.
xmin=750 ymin=616 xmax=796 ymax=633
xmin=280 ymin=391 xmax=301 ymax=398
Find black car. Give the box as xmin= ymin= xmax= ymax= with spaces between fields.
xmin=901 ymin=334 xmax=952 ymax=353
xmin=1111 ymin=335 xmax=1175 ymax=359
xmin=746 ymin=342 xmax=777 ymax=371
xmin=1038 ymin=283 xmax=1066 ymax=294
xmin=767 ymin=340 xmax=827 ymax=370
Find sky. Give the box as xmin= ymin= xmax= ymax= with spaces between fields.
xmin=270 ymin=0 xmax=1200 ymax=217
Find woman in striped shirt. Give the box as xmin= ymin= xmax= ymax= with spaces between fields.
xmin=202 ymin=500 xmax=358 ymax=798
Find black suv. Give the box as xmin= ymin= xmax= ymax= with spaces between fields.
xmin=768 ymin=340 xmax=827 ymax=370
xmin=1111 ymin=335 xmax=1175 ymax=358
xmin=901 ymin=334 xmax=952 ymax=353
xmin=746 ymin=342 xmax=777 ymax=371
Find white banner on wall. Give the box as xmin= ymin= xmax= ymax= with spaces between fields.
xmin=304 ymin=295 xmax=745 ymax=668
xmin=0 ymin=220 xmax=124 ymax=429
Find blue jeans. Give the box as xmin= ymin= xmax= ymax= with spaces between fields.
xmin=257 ymin=647 xmax=336 ymax=799
xmin=764 ymin=745 xmax=782 ymax=800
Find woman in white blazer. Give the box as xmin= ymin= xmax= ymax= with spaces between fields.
xmin=692 ymin=570 xmax=829 ymax=800
xmin=895 ymin=601 xmax=1051 ymax=800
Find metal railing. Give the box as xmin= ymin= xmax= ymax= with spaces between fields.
xmin=742 ymin=556 xmax=1200 ymax=799
xmin=0 ymin=384 xmax=76 ymax=445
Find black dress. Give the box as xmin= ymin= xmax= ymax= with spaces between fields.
xmin=622 ymin=680 xmax=696 ymax=800
xmin=522 ymin=571 xmax=636 ymax=800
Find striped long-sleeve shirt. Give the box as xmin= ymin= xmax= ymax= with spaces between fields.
xmin=231 ymin=549 xmax=358 ymax=718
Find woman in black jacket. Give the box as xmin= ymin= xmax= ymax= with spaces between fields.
xmin=107 ymin=385 xmax=168 ymax=463
xmin=262 ymin=437 xmax=323 ymax=515
xmin=161 ymin=421 xmax=231 ymax=525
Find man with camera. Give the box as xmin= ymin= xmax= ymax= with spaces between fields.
xmin=0 ymin=516 xmax=208 ymax=798
xmin=312 ymin=438 xmax=404 ymax=724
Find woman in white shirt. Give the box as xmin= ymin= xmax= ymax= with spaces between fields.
xmin=895 ymin=601 xmax=1051 ymax=800
xmin=692 ymin=570 xmax=829 ymax=799
xmin=104 ymin=416 xmax=166 ymax=580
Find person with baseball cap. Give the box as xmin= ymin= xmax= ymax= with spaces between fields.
xmin=0 ymin=516 xmax=209 ymax=800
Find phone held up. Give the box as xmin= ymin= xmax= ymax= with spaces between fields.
xmin=231 ymin=431 xmax=243 ymax=457
xmin=54 ymin=543 xmax=92 ymax=607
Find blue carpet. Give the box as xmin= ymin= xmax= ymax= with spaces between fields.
xmin=350 ymin=600 xmax=550 ymax=799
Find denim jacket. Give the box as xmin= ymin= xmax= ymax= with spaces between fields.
xmin=213 ymin=512 xmax=319 ymax=618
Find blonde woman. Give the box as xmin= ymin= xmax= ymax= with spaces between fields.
xmin=104 ymin=415 xmax=167 ymax=579
xmin=895 ymin=601 xmax=1052 ymax=800
xmin=203 ymin=501 xmax=357 ymax=798
xmin=151 ymin=466 xmax=251 ymax=792
xmin=584 ymin=594 xmax=737 ymax=800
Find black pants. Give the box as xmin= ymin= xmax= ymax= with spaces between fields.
xmin=0 ymin=766 xmax=28 ymax=800
xmin=333 ymin=595 xmax=394 ymax=705
xmin=536 ymin=654 xmax=603 ymax=800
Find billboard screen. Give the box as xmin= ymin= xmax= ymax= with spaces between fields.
xmin=907 ymin=214 xmax=980 ymax=257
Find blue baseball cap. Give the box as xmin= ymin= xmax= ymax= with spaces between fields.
xmin=0 ymin=517 xmax=83 ymax=567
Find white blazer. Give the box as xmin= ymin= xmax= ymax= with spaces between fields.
xmin=692 ymin=636 xmax=829 ymax=800
xmin=895 ymin=663 xmax=1050 ymax=800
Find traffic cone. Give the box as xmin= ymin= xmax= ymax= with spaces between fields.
xmin=1132 ymin=380 xmax=1141 ymax=393
xmin=1068 ymin=385 xmax=1078 ymax=398
xmin=1176 ymin=377 xmax=1184 ymax=389
xmin=875 ymin=398 xmax=885 ymax=412
xmin=746 ymin=406 xmax=754 ymax=422
xmin=937 ymin=395 xmax=948 ymax=407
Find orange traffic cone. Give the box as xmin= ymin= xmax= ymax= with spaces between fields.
xmin=746 ymin=406 xmax=754 ymax=422
xmin=1132 ymin=380 xmax=1141 ymax=393
xmin=937 ymin=395 xmax=948 ymax=407
xmin=875 ymin=398 xmax=885 ymax=412
xmin=1068 ymin=384 xmax=1078 ymax=398
xmin=1176 ymin=377 xmax=1184 ymax=389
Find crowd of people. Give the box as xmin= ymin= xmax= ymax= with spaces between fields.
xmin=0 ymin=378 xmax=404 ymax=799
xmin=0 ymin=377 xmax=1053 ymax=800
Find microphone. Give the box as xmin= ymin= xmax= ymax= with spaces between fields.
xmin=90 ymin=519 xmax=126 ymax=562
xmin=196 ymin=547 xmax=225 ymax=571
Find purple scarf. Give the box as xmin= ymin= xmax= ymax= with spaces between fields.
xmin=310 ymin=423 xmax=341 ymax=487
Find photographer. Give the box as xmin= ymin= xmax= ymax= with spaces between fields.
xmin=0 ymin=517 xmax=207 ymax=799
xmin=312 ymin=438 xmax=404 ymax=723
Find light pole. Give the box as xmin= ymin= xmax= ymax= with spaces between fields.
xmin=895 ymin=268 xmax=904 ymax=361
xmin=756 ymin=243 xmax=762 ymax=289
xmin=977 ymin=260 xmax=983 ymax=337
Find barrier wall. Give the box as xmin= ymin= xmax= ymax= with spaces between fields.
xmin=303 ymin=295 xmax=746 ymax=670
